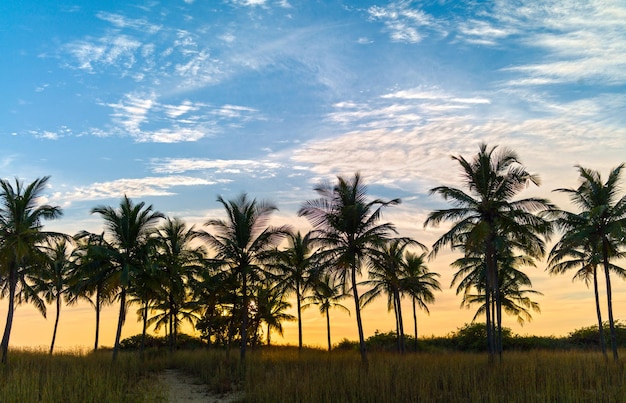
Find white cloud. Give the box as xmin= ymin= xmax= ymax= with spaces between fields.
xmin=96 ymin=12 xmax=162 ymax=34
xmin=150 ymin=158 xmax=282 ymax=174
xmin=65 ymin=34 xmax=143 ymax=72
xmin=163 ymin=100 xmax=199 ymax=118
xmin=107 ymin=93 xmax=155 ymax=134
xmin=102 ymin=94 xmax=260 ymax=143
xmin=52 ymin=176 xmax=215 ymax=205
xmin=368 ymin=1 xmax=442 ymax=43
xmin=492 ymin=1 xmax=626 ymax=86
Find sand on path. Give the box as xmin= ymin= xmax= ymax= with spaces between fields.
xmin=158 ymin=368 xmax=244 ymax=403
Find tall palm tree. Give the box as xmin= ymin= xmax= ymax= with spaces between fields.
xmin=402 ymin=251 xmax=440 ymax=349
xmin=201 ymin=193 xmax=288 ymax=362
xmin=299 ymin=172 xmax=399 ymax=366
xmin=154 ymin=217 xmax=205 ymax=350
xmin=424 ymin=144 xmax=553 ymax=360
xmin=550 ymin=164 xmax=626 ymax=361
xmin=0 ymin=176 xmax=63 ymax=364
xmin=69 ymin=231 xmax=117 ymax=351
xmin=360 ymin=238 xmax=426 ymax=353
xmin=302 ymin=274 xmax=350 ymax=351
xmin=91 ymin=195 xmax=164 ymax=361
xmin=34 ymin=239 xmax=74 ymax=354
xmin=270 ymin=230 xmax=318 ymax=351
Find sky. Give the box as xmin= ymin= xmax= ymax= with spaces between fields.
xmin=1 ymin=0 xmax=626 ymax=351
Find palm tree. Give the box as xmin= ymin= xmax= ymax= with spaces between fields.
xmin=270 ymin=230 xmax=318 ymax=351
xmin=302 ymin=274 xmax=350 ymax=351
xmin=0 ymin=176 xmax=63 ymax=364
xmin=91 ymin=195 xmax=164 ymax=361
xmin=254 ymin=281 xmax=296 ymax=346
xmin=424 ymin=144 xmax=553 ymax=360
xmin=458 ymin=255 xmax=542 ymax=326
xmin=155 ymin=217 xmax=205 ymax=350
xmin=201 ymin=193 xmax=288 ymax=361
xmin=547 ymin=234 xmax=615 ymax=357
xmin=34 ymin=239 xmax=74 ymax=354
xmin=402 ymin=251 xmax=440 ymax=349
xmin=70 ymin=231 xmax=117 ymax=351
xmin=127 ymin=257 xmax=162 ymax=354
xmin=550 ymin=164 xmax=626 ymax=361
xmin=360 ymin=238 xmax=426 ymax=353
xmin=299 ymin=172 xmax=399 ymax=366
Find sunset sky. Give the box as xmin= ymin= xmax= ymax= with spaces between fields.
xmin=1 ymin=0 xmax=626 ymax=350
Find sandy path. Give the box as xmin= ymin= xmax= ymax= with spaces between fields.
xmin=158 ymin=369 xmax=244 ymax=403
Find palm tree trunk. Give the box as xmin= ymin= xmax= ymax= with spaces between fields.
xmin=484 ymin=284 xmax=493 ymax=362
xmin=395 ymin=290 xmax=405 ymax=354
xmin=496 ymin=291 xmax=503 ymax=358
xmin=50 ymin=294 xmax=61 ymax=355
xmin=174 ymin=314 xmax=178 ymax=349
xmin=412 ymin=298 xmax=418 ymax=351
xmin=296 ymin=288 xmax=303 ymax=351
xmin=168 ymin=310 xmax=174 ymax=352
xmin=602 ymin=242 xmax=618 ymax=361
xmin=140 ymin=300 xmax=148 ymax=355
xmin=267 ymin=323 xmax=271 ymax=346
xmin=393 ymin=296 xmax=401 ymax=353
xmin=351 ymin=265 xmax=368 ymax=368
xmin=112 ymin=288 xmax=127 ymax=362
xmin=592 ymin=267 xmax=607 ymax=357
xmin=486 ymin=242 xmax=496 ymax=362
xmin=94 ymin=286 xmax=101 ymax=351
xmin=326 ymin=309 xmax=332 ymax=352
xmin=1 ymin=265 xmax=17 ymax=364
xmin=240 ymin=272 xmax=248 ymax=362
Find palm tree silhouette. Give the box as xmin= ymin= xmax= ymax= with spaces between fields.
xmin=0 ymin=176 xmax=63 ymax=364
xmin=402 ymin=251 xmax=440 ymax=349
xmin=270 ymin=230 xmax=318 ymax=351
xmin=360 ymin=238 xmax=426 ymax=353
xmin=70 ymin=231 xmax=117 ymax=351
xmin=303 ymin=274 xmax=350 ymax=351
xmin=299 ymin=173 xmax=399 ymax=366
xmin=35 ymin=239 xmax=74 ymax=354
xmin=425 ymin=144 xmax=553 ymax=360
xmin=91 ymin=195 xmax=164 ymax=361
xmin=201 ymin=193 xmax=288 ymax=362
xmin=550 ymin=164 xmax=626 ymax=361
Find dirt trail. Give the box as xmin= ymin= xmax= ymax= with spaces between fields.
xmin=158 ymin=369 xmax=244 ymax=403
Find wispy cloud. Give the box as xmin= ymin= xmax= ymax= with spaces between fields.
xmin=65 ymin=34 xmax=143 ymax=73
xmin=96 ymin=12 xmax=162 ymax=34
xmin=457 ymin=19 xmax=516 ymax=46
xmin=368 ymin=1 xmax=443 ymax=43
xmin=150 ymin=158 xmax=282 ymax=175
xmin=103 ymin=94 xmax=261 ymax=143
xmin=51 ymin=176 xmax=215 ymax=206
xmin=493 ymin=1 xmax=626 ymax=86
xmin=328 ymin=86 xmax=491 ymax=130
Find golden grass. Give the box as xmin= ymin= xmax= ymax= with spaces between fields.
xmin=242 ymin=349 xmax=626 ymax=402
xmin=0 ymin=349 xmax=167 ymax=403
xmin=1 ymin=347 xmax=624 ymax=402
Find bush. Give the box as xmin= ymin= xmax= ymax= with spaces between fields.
xmin=365 ymin=330 xmax=418 ymax=352
xmin=568 ymin=321 xmax=626 ymax=348
xmin=451 ymin=323 xmax=512 ymax=352
xmin=120 ymin=333 xmax=205 ymax=350
xmin=334 ymin=338 xmax=358 ymax=351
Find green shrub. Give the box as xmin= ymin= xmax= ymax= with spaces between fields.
xmin=568 ymin=321 xmax=626 ymax=348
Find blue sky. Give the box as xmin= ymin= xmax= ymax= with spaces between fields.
xmin=2 ymin=0 xmax=626 ymax=348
